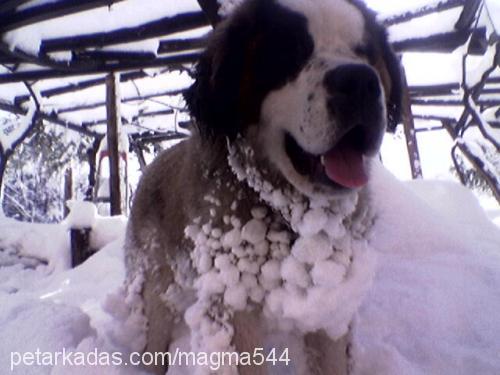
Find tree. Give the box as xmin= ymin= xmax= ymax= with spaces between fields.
xmin=2 ymin=121 xmax=92 ymax=223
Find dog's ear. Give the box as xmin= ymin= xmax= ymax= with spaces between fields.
xmin=184 ymin=3 xmax=255 ymax=140
xmin=184 ymin=0 xmax=313 ymax=140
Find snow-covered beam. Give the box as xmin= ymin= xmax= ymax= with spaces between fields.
xmin=81 ymin=109 xmax=178 ymax=128
xmin=382 ymin=0 xmax=464 ymax=27
xmin=0 ymin=100 xmax=100 ymax=137
xmin=456 ymin=138 xmax=500 ymax=202
xmin=0 ymin=0 xmax=126 ymax=33
xmin=74 ymin=38 xmax=207 ymax=63
xmin=40 ymin=12 xmax=208 ymax=53
xmin=158 ymin=37 xmax=208 ymax=54
xmin=14 ymin=71 xmax=148 ymax=103
xmin=412 ymin=98 xmax=500 ymax=107
xmin=56 ymin=88 xmax=187 ymax=114
xmin=130 ymin=131 xmax=189 ymax=144
xmin=393 ymin=28 xmax=487 ymax=55
xmin=0 ymin=52 xmax=200 ymax=83
xmin=409 ymin=83 xmax=460 ymax=97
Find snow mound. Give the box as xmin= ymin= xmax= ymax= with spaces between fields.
xmin=0 ymin=302 xmax=94 ymax=375
xmin=0 ymin=160 xmax=499 ymax=374
xmin=0 ymin=217 xmax=69 ymax=272
xmin=351 ymin=162 xmax=500 ymax=375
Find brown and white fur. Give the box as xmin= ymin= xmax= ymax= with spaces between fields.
xmin=125 ymin=0 xmax=402 ymax=374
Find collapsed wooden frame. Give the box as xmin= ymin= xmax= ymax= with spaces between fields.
xmin=0 ymin=0 xmax=498 ymax=203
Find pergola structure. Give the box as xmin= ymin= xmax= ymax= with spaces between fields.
xmin=0 ymin=0 xmax=498 ymax=212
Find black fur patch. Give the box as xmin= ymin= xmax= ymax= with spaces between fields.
xmin=184 ymin=0 xmax=314 ymax=140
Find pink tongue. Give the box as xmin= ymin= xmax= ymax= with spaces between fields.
xmin=323 ymin=144 xmax=368 ymax=188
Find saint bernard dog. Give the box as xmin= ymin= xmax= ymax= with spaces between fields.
xmin=125 ymin=0 xmax=402 ymax=374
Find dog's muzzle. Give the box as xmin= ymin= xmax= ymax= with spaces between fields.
xmin=286 ymin=64 xmax=386 ymax=191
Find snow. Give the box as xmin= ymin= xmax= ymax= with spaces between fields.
xmin=1 ymin=0 xmax=500 ymax=373
xmin=351 ymin=163 xmax=500 ymax=375
xmin=0 ymin=216 xmax=69 ymax=273
xmin=4 ymin=0 xmax=201 ymax=55
xmin=465 ymin=43 xmax=497 ymax=88
xmin=402 ymin=52 xmax=462 ymax=86
xmin=484 ymin=0 xmax=500 ymax=36
xmin=64 ymin=201 xmax=98 ymax=229
xmin=0 ymin=100 xmax=37 ymax=152
xmin=388 ymin=7 xmax=462 ymax=43
xmin=0 ymin=162 xmax=499 ymax=374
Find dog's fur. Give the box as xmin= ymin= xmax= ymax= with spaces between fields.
xmin=125 ymin=0 xmax=402 ymax=373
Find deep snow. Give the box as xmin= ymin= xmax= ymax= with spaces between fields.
xmin=0 ymin=162 xmax=499 ymax=374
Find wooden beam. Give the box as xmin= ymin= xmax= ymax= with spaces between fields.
xmin=0 ymin=0 xmax=31 ymax=13
xmin=409 ymin=83 xmax=460 ymax=97
xmin=130 ymin=140 xmax=147 ymax=171
xmin=63 ymin=167 xmax=73 ymax=217
xmin=70 ymin=228 xmax=92 ymax=267
xmin=412 ymin=98 xmax=500 ymax=106
xmin=197 ymin=0 xmax=221 ymax=26
xmin=56 ymin=88 xmax=186 ymax=114
xmin=81 ymin=108 xmax=179 ymax=127
xmin=74 ymin=50 xmax=157 ymax=63
xmin=105 ymin=73 xmax=122 ymax=216
xmin=14 ymin=71 xmax=148 ymax=103
xmin=0 ymin=99 xmax=100 ymax=137
xmin=41 ymin=12 xmax=208 ymax=53
xmin=158 ymin=37 xmax=208 ymax=54
xmin=0 ymin=52 xmax=200 ymax=83
xmin=130 ymin=131 xmax=189 ymax=143
xmin=414 ymin=125 xmax=445 ymax=132
xmin=0 ymin=0 xmax=126 ymax=33
xmin=382 ymin=0 xmax=464 ymax=26
xmin=454 ymin=0 xmax=481 ymax=30
xmin=401 ymin=68 xmax=423 ymax=179
xmin=413 ymin=114 xmax=457 ymax=122
xmin=85 ymin=136 xmax=103 ymax=200
xmin=393 ymin=28 xmax=487 ymax=55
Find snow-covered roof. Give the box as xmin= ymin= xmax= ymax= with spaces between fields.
xmin=0 ymin=0 xmax=488 ymax=133
xmin=0 ymin=0 xmax=498 ymax=199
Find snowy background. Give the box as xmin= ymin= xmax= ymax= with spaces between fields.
xmin=0 ymin=0 xmax=500 ymax=374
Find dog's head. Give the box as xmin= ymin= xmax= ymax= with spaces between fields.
xmin=185 ymin=0 xmax=402 ymax=197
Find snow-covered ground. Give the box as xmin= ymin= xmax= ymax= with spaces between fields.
xmin=0 ymin=162 xmax=499 ymax=374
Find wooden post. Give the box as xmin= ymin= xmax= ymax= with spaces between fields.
xmin=401 ymin=67 xmax=423 ymax=179
xmin=85 ymin=136 xmax=102 ymax=201
xmin=106 ymin=73 xmax=122 ymax=215
xmin=131 ymin=140 xmax=147 ymax=171
xmin=63 ymin=167 xmax=72 ymax=217
xmin=70 ymin=228 xmax=92 ymax=267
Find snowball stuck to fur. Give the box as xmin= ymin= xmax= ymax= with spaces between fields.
xmin=224 ymin=283 xmax=247 ymax=310
xmin=291 ymin=233 xmax=333 ymax=264
xmin=311 ymin=260 xmax=346 ymax=286
xmin=297 ymin=208 xmax=328 ymax=236
xmin=281 ymin=256 xmax=311 ymax=289
xmin=241 ymin=219 xmax=267 ymax=244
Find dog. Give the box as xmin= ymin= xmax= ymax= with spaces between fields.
xmin=125 ymin=0 xmax=402 ymax=374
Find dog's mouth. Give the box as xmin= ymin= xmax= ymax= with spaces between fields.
xmin=285 ymin=127 xmax=376 ymax=190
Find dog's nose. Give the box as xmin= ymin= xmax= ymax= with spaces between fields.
xmin=323 ymin=64 xmax=381 ymax=103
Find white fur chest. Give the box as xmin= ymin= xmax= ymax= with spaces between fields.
xmin=167 ymin=140 xmax=377 ymax=374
